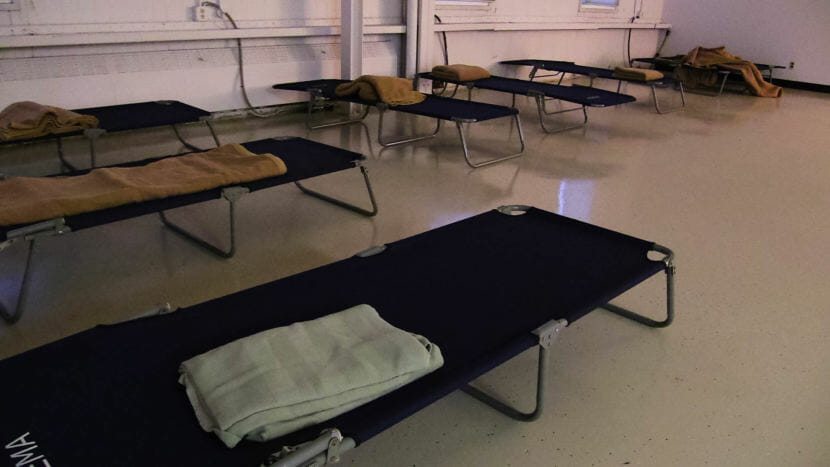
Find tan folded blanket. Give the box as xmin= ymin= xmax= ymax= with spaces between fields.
xmin=334 ymin=75 xmax=425 ymax=106
xmin=681 ymin=46 xmax=782 ymax=98
xmin=612 ymin=67 xmax=663 ymax=81
xmin=0 ymin=144 xmax=287 ymax=226
xmin=430 ymin=64 xmax=491 ymax=82
xmin=0 ymin=101 xmax=99 ymax=142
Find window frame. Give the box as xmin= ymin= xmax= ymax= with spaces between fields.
xmin=578 ymin=0 xmax=620 ymax=13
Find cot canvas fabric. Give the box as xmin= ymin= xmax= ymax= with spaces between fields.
xmin=179 ymin=304 xmax=444 ymax=447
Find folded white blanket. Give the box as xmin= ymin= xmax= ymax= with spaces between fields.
xmin=179 ymin=304 xmax=444 ymax=448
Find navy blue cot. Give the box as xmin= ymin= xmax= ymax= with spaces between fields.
xmin=0 ymin=137 xmax=377 ymax=325
xmin=500 ymin=59 xmax=686 ymax=114
xmin=273 ymin=79 xmax=525 ymax=168
xmin=0 ymin=205 xmax=675 ymax=467
xmin=0 ymin=100 xmax=219 ymax=171
xmin=416 ymin=72 xmax=637 ymax=133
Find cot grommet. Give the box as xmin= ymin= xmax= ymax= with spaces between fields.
xmin=497 ymin=205 xmax=531 ymax=216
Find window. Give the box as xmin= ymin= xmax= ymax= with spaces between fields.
xmin=0 ymin=0 xmax=21 ymax=11
xmin=579 ymin=0 xmax=620 ymax=9
xmin=435 ymin=0 xmax=494 ymax=6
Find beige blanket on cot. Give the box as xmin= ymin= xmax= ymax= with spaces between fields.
xmin=679 ymin=46 xmax=782 ymax=98
xmin=179 ymin=304 xmax=444 ymax=448
xmin=334 ymin=75 xmax=425 ymax=106
xmin=612 ymin=67 xmax=664 ymax=81
xmin=430 ymin=64 xmax=491 ymax=82
xmin=0 ymin=144 xmax=287 ymax=226
xmin=0 ymin=101 xmax=99 ymax=142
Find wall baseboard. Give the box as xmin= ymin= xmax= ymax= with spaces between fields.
xmin=774 ymin=79 xmax=830 ymax=94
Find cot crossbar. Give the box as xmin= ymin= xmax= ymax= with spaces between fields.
xmin=0 ymin=205 xmax=674 ymax=466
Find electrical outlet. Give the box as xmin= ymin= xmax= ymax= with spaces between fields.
xmin=194 ymin=1 xmax=220 ymax=21
xmin=195 ymin=6 xmax=210 ymax=21
xmin=789 ymin=61 xmax=795 ymax=69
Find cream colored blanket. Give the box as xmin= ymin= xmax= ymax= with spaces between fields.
xmin=179 ymin=304 xmax=444 ymax=448
xmin=0 ymin=101 xmax=99 ymax=141
xmin=0 ymin=144 xmax=287 ymax=226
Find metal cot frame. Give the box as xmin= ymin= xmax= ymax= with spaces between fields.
xmin=416 ymin=73 xmax=631 ymax=134
xmin=0 ymin=204 xmax=676 ymax=466
xmin=281 ymin=84 xmax=526 ymax=169
xmin=267 ymin=204 xmax=676 ymax=466
xmin=631 ymin=56 xmax=786 ymax=97
xmin=0 ymin=137 xmax=378 ymax=325
xmin=1 ymin=100 xmax=221 ymax=172
xmin=511 ymin=60 xmax=687 ymax=115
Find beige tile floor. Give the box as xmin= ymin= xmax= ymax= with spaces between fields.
xmin=1 ymin=84 xmax=828 ymax=466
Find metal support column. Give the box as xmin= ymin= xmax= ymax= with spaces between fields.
xmin=405 ymin=0 xmax=419 ymax=78
xmin=341 ymin=0 xmax=364 ymax=117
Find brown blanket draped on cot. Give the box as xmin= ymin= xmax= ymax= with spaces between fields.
xmin=678 ymin=46 xmax=782 ymax=98
xmin=612 ymin=67 xmax=664 ymax=81
xmin=0 ymin=101 xmax=100 ymax=142
xmin=334 ymin=75 xmax=425 ymax=106
xmin=430 ymin=64 xmax=491 ymax=82
xmin=0 ymin=144 xmax=287 ymax=227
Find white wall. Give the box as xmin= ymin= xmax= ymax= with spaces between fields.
xmin=662 ymin=0 xmax=830 ymax=85
xmin=427 ymin=0 xmax=667 ymax=78
xmin=0 ymin=0 xmax=404 ymax=110
xmin=0 ymin=0 xmax=671 ymax=113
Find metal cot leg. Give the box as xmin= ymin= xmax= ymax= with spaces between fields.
xmin=717 ymin=72 xmax=729 ymax=96
xmin=534 ymin=94 xmax=588 ymax=134
xmin=204 ymin=119 xmax=221 ymax=146
xmin=651 ymin=81 xmax=686 ymax=114
xmin=56 ymin=137 xmax=77 ymax=172
xmin=463 ymin=319 xmax=568 ymax=421
xmin=158 ymin=186 xmax=249 ymax=259
xmin=171 ymin=124 xmax=205 ymax=152
xmin=0 ymin=239 xmax=36 ymax=325
xmin=84 ymin=128 xmax=106 ymax=168
xmin=306 ymin=90 xmax=370 ymax=130
xmin=0 ymin=218 xmax=70 ymax=325
xmin=601 ymin=243 xmax=675 ymax=327
xmin=454 ymin=113 xmax=525 ymax=168
xmin=376 ymin=105 xmax=441 ymax=147
xmin=172 ymin=119 xmax=222 ymax=152
xmin=294 ymin=163 xmax=379 ymax=216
